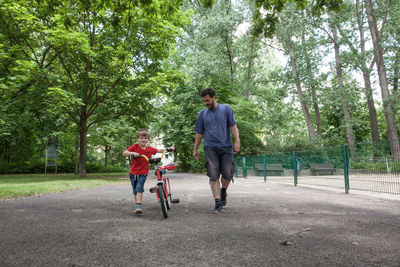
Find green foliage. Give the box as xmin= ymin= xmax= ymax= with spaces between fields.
xmin=0 ymin=159 xmax=125 ymax=174
xmin=0 ymin=0 xmax=189 ymax=175
xmin=251 ymin=0 xmax=344 ymax=38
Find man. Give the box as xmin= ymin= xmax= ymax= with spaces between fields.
xmin=193 ymin=88 xmax=240 ymax=214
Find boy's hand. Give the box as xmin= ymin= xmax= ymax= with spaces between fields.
xmin=132 ymin=152 xmax=140 ymax=157
xmin=166 ymin=147 xmax=175 ymax=152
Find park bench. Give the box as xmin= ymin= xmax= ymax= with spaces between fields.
xmin=310 ymin=163 xmax=336 ymax=175
xmin=254 ymin=163 xmax=284 ymax=176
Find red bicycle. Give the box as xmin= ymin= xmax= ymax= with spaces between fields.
xmin=133 ymin=151 xmax=179 ymax=218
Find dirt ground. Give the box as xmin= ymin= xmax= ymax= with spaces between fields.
xmin=1 ymin=172 xmax=399 ymax=266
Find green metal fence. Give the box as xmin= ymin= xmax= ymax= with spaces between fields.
xmin=234 ymin=140 xmax=400 ymax=196
xmin=348 ymin=140 xmax=400 ymax=195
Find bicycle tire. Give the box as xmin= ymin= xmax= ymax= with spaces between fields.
xmin=164 ymin=181 xmax=171 ymax=210
xmin=157 ymin=184 xmax=168 ymax=218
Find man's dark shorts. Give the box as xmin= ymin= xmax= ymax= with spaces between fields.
xmin=204 ymin=146 xmax=235 ymax=181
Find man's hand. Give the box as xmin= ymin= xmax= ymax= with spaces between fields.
xmin=193 ymin=149 xmax=199 ymax=161
xmin=193 ymin=133 xmax=203 ymax=161
xmin=234 ymin=141 xmax=240 ymax=153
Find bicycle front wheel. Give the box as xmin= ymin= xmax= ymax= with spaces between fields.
xmin=164 ymin=181 xmax=171 ymax=210
xmin=157 ymin=184 xmax=168 ymax=218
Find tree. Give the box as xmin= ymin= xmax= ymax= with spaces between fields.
xmin=0 ymin=0 xmax=189 ymax=176
xmin=330 ymin=16 xmax=356 ymax=155
xmin=364 ymin=0 xmax=400 ymax=159
xmin=273 ymin=6 xmax=317 ymax=141
xmin=251 ymin=0 xmax=344 ymax=38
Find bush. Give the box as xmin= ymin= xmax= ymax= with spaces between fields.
xmin=0 ymin=160 xmax=126 ymax=174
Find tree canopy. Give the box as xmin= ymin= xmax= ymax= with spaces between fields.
xmin=1 ymin=0 xmax=399 ymax=174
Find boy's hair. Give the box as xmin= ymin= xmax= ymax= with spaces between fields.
xmin=136 ymin=129 xmax=150 ymax=139
xmin=201 ymin=88 xmax=216 ymax=98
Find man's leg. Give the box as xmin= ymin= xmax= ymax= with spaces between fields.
xmin=220 ymin=147 xmax=234 ymax=206
xmin=210 ymin=179 xmax=221 ymax=199
xmin=210 ymin=179 xmax=222 ymax=213
xmin=220 ymin=179 xmax=230 ymax=206
xmin=205 ymin=147 xmax=223 ymax=213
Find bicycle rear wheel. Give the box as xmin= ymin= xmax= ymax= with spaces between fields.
xmin=157 ymin=184 xmax=168 ymax=218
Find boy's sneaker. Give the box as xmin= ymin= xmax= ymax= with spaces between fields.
xmin=134 ymin=204 xmax=143 ymax=214
xmin=213 ymin=201 xmax=222 ymax=214
xmin=220 ymin=191 xmax=227 ymax=207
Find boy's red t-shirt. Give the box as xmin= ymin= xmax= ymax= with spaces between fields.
xmin=127 ymin=144 xmax=158 ymax=175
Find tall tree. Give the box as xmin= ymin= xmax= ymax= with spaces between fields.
xmin=274 ymin=7 xmax=317 ymax=141
xmin=330 ymin=19 xmax=355 ymax=155
xmin=0 ymin=0 xmax=189 ymax=176
xmin=364 ymin=0 xmax=400 ymax=159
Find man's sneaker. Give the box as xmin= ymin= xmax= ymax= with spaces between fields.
xmin=220 ymin=191 xmax=227 ymax=207
xmin=134 ymin=204 xmax=143 ymax=214
xmin=213 ymin=201 xmax=222 ymax=214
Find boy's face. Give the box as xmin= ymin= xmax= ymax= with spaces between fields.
xmin=137 ymin=135 xmax=149 ymax=147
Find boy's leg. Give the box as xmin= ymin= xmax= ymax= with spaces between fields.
xmin=133 ymin=175 xmax=147 ymax=214
xmin=136 ymin=192 xmax=143 ymax=204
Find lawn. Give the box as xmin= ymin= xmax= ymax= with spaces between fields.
xmin=0 ymin=173 xmax=128 ymax=199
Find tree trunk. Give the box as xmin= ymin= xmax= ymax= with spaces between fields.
xmin=79 ymin=106 xmax=88 ymax=177
xmin=75 ymin=134 xmax=79 ymax=175
xmin=302 ymin=32 xmax=322 ymax=138
xmin=365 ymin=0 xmax=400 ymax=159
xmin=287 ymin=37 xmax=317 ymax=140
xmin=224 ymin=35 xmax=235 ymax=87
xmin=356 ymin=0 xmax=381 ymax=146
xmin=332 ymin=23 xmax=355 ymax=156
xmin=392 ymin=56 xmax=399 ymax=115
xmin=245 ymin=38 xmax=256 ymax=100
xmin=104 ymin=145 xmax=111 ymax=167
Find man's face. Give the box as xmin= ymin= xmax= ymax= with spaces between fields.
xmin=201 ymin=95 xmax=217 ymax=110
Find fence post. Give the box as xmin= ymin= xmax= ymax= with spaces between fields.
xmin=242 ymin=156 xmax=247 ymax=178
xmin=292 ymin=151 xmax=298 ymax=186
xmin=263 ymin=154 xmax=267 ymax=182
xmin=342 ymin=145 xmax=350 ymax=193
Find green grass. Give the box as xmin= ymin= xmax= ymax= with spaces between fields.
xmin=0 ymin=172 xmax=129 ymax=199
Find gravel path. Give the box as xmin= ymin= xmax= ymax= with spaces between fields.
xmin=1 ymin=172 xmax=399 ymax=266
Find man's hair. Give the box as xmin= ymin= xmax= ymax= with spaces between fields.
xmin=201 ymin=88 xmax=216 ymax=98
xmin=136 ymin=129 xmax=150 ymax=139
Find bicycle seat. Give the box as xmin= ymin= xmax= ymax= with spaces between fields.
xmin=149 ymin=157 xmax=161 ymax=164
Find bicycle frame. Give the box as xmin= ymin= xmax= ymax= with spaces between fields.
xmin=154 ymin=167 xmax=171 ymax=203
xmin=147 ymin=151 xmax=179 ymax=218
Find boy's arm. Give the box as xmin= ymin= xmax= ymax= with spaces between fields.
xmin=156 ymin=147 xmax=175 ymax=153
xmin=122 ymin=149 xmax=139 ymax=157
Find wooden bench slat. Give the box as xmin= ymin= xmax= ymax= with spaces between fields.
xmin=254 ymin=163 xmax=284 ymax=176
xmin=310 ymin=163 xmax=336 ymax=175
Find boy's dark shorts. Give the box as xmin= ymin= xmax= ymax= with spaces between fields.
xmin=204 ymin=146 xmax=235 ymax=181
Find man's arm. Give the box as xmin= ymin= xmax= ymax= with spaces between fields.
xmin=193 ymin=133 xmax=204 ymax=161
xmin=231 ymin=124 xmax=240 ymax=153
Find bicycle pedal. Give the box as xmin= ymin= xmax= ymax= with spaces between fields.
xmin=172 ymin=198 xmax=180 ymax=204
xmin=149 ymin=187 xmax=156 ymax=193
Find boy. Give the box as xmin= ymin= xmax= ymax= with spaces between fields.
xmin=123 ymin=129 xmax=174 ymax=214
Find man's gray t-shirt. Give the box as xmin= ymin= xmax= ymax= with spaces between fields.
xmin=194 ymin=104 xmax=237 ymax=148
